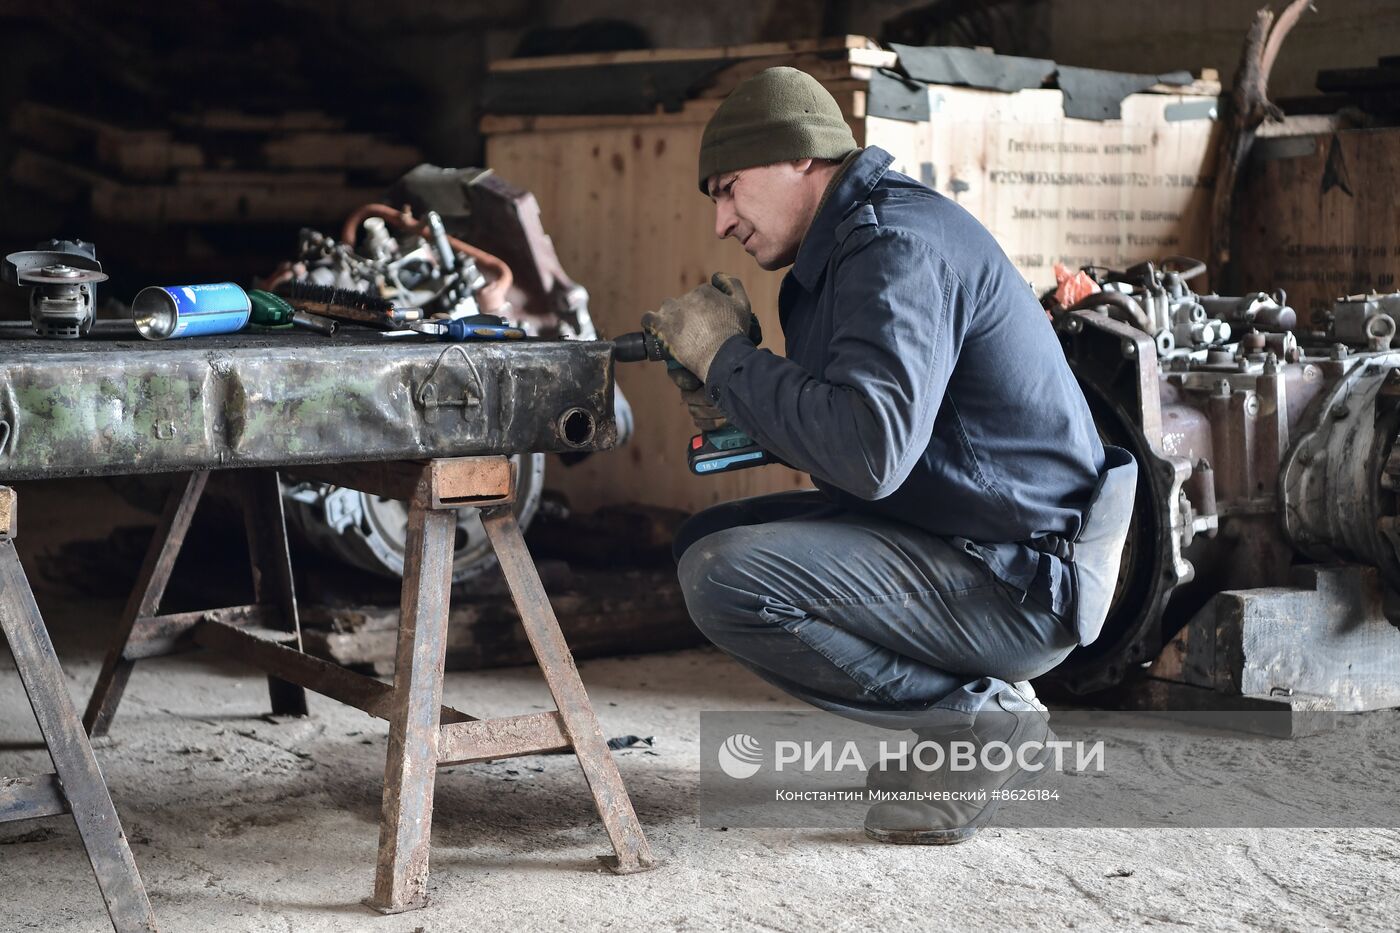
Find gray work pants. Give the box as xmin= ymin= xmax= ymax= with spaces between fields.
xmin=674 ymin=491 xmax=1079 ymax=728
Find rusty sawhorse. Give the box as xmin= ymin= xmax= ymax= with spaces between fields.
xmin=0 ymin=486 xmax=158 ymax=932
xmin=81 ymin=455 xmax=657 ymax=913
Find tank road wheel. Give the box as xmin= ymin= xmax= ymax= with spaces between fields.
xmin=282 ymin=453 xmax=545 ymax=584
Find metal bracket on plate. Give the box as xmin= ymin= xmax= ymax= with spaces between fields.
xmin=417 ymin=382 xmax=480 ymax=416
xmin=415 ymin=345 xmax=486 ymax=420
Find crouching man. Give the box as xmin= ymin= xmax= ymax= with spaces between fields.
xmin=641 ymin=67 xmax=1136 ymax=843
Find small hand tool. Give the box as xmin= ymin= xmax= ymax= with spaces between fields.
xmin=410 ymin=314 xmax=526 ymax=341
xmin=611 ymin=323 xmax=775 ymax=476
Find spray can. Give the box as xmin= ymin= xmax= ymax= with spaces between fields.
xmin=132 ymin=282 xmax=251 ymax=340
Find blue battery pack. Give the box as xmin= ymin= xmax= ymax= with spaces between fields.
xmin=687 ymin=427 xmax=774 ymax=475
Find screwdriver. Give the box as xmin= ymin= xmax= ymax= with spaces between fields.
xmin=410 ymin=315 xmax=526 ymax=341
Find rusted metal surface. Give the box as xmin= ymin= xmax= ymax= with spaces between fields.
xmin=1060 ymin=303 xmax=1400 ymax=708
xmin=0 ymin=485 xmax=15 ymax=537
xmin=481 ymin=505 xmax=656 ymax=875
xmin=0 ymin=321 xmax=617 ymax=481
xmin=300 ymin=566 xmax=699 ymax=671
xmin=190 ymin=619 xmax=474 ymax=725
xmin=290 ymin=460 xmax=435 ymax=503
xmin=368 ymin=493 xmax=456 ymax=914
xmin=122 ymin=603 xmax=273 ymax=660
xmin=1281 ymin=355 xmax=1400 ymax=579
xmin=0 ymin=532 xmax=157 ymax=932
xmin=437 ymin=711 xmax=570 ymax=766
xmin=239 ymin=470 xmax=308 ymax=717
xmin=289 ymin=456 xmax=517 ymax=508
xmin=0 ymin=773 xmax=66 ymax=821
xmin=1058 ymin=312 xmax=1187 ymax=688
xmin=1059 ymin=311 xmax=1165 ymax=441
xmin=84 ymin=470 xmax=209 ymax=738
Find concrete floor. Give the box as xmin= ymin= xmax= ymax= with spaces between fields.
xmin=2 ymin=484 xmax=1398 ymax=931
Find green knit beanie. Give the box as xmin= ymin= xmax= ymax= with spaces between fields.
xmin=697 ymin=66 xmax=858 ymax=193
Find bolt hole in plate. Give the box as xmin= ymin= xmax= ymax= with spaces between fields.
xmin=559 ymin=407 xmax=596 ymax=447
xmin=283 ymin=453 xmax=545 ymax=583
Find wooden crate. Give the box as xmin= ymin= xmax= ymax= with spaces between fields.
xmin=483 ymin=38 xmax=1219 ymax=514
xmin=866 ymin=88 xmax=1219 ymax=290
xmin=1236 ymin=122 xmax=1400 ymax=314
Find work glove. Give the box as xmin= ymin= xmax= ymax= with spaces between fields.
xmin=672 ymin=370 xmax=729 ymax=431
xmin=641 ymin=272 xmax=752 ymax=383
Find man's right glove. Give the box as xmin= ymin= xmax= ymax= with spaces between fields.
xmin=641 ymin=272 xmax=752 ymax=382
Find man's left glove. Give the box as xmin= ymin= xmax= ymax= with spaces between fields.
xmin=641 ymin=272 xmax=752 ymax=383
xmin=667 ymin=367 xmax=729 ymax=432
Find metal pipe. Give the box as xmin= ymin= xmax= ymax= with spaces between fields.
xmin=1067 ymin=290 xmax=1153 ymax=333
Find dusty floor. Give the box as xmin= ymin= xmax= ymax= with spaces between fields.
xmin=2 ymin=483 xmax=1398 ymax=931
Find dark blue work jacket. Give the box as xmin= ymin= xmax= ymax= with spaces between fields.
xmin=704 ymin=146 xmax=1105 ymax=616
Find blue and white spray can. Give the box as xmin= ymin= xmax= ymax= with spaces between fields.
xmin=132 ymin=282 xmax=251 ymax=340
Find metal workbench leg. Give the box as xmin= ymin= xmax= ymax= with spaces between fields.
xmin=240 ymin=470 xmax=308 ymax=718
xmin=366 ymin=494 xmax=456 ymax=913
xmin=84 ymin=472 xmax=209 ymax=738
xmin=0 ymin=521 xmax=157 ymax=931
xmin=481 ymin=507 xmax=656 ymax=874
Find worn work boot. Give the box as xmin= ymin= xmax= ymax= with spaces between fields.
xmin=863 ymin=685 xmax=1055 ymax=845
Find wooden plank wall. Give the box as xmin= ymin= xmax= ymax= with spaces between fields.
xmin=1236 ymin=127 xmax=1400 ymax=314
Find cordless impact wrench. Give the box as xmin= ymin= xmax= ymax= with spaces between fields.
xmin=612 ymin=321 xmax=775 ymax=475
